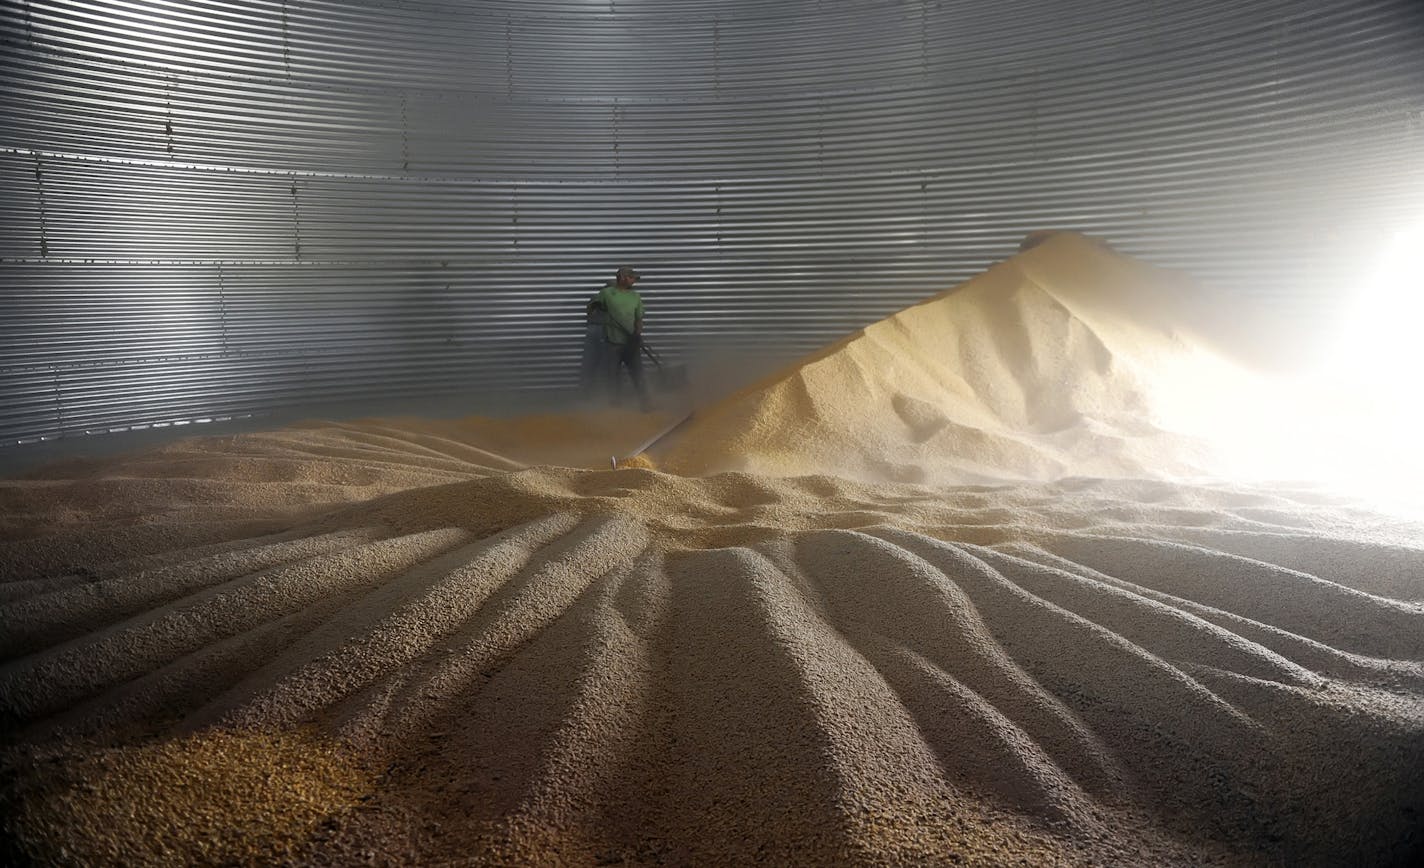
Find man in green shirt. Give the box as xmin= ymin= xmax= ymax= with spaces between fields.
xmin=593 ymin=265 xmax=650 ymax=410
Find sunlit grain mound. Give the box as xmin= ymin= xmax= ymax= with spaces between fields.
xmin=657 ymin=232 xmax=1263 ymax=484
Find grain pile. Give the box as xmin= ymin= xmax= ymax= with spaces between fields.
xmin=654 ymin=232 xmax=1270 ymax=483
xmin=4 ymin=729 xmax=372 ymax=866
xmin=3 ymin=233 xmax=1422 ymax=866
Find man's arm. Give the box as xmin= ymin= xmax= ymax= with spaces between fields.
xmin=635 ymin=297 xmax=645 ymax=335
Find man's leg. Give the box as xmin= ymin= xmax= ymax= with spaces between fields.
xmin=626 ymin=341 xmax=651 ymax=411
xmin=605 ymin=341 xmax=624 ymax=405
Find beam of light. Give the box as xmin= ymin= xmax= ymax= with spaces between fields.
xmin=1280 ymin=219 xmax=1424 ymax=512
xmin=1148 ymin=219 xmax=1424 ymax=517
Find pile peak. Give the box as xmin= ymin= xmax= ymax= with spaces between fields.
xmin=654 ymin=233 xmax=1254 ymax=484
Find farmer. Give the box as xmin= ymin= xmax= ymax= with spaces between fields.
xmin=591 ymin=266 xmax=651 ymax=410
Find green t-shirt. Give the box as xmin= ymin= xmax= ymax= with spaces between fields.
xmin=597 ymin=284 xmax=645 ymax=344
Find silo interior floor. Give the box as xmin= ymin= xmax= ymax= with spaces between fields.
xmin=2 ymin=234 xmax=1421 ymax=865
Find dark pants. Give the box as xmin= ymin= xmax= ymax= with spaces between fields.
xmin=605 ymin=339 xmax=650 ymax=409
xmin=579 ymin=321 xmax=606 ymax=391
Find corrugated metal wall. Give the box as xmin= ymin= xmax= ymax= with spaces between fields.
xmin=3 ymin=0 xmax=1423 ymax=445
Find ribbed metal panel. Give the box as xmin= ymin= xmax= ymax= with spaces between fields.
xmin=2 ymin=0 xmax=1423 ymax=445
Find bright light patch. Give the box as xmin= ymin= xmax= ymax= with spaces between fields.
xmin=1291 ymin=221 xmax=1424 ymax=511
xmin=1164 ymin=220 xmax=1424 ymax=516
